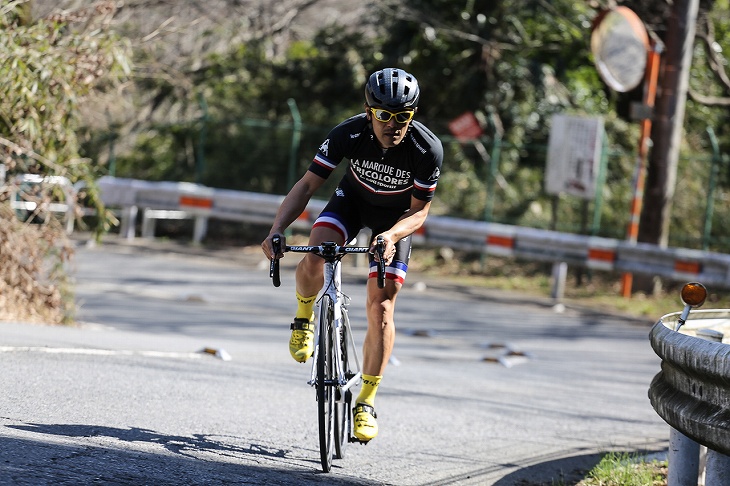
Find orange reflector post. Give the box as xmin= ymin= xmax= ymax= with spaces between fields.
xmin=680 ymin=282 xmax=707 ymax=308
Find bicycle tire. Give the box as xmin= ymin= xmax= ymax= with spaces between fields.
xmin=334 ymin=311 xmax=352 ymax=459
xmin=317 ymin=295 xmax=335 ymax=473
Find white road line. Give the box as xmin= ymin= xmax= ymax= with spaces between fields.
xmin=0 ymin=346 xmax=203 ymax=359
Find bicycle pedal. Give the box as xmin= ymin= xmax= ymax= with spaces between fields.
xmin=349 ymin=436 xmax=370 ymax=445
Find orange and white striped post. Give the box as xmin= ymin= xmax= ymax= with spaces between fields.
xmin=621 ymin=41 xmax=662 ymax=297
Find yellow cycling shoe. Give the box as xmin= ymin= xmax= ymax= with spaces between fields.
xmin=289 ymin=318 xmax=314 ymax=363
xmin=353 ymin=403 xmax=378 ymax=442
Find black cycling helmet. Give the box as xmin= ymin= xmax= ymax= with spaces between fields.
xmin=364 ymin=68 xmax=420 ymax=110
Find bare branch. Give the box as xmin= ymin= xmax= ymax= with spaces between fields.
xmin=689 ymin=14 xmax=730 ymax=107
xmin=696 ymin=16 xmax=730 ymax=91
xmin=141 ymin=16 xmax=179 ymax=43
xmin=0 ymin=137 xmax=64 ymax=173
xmin=1 ymin=0 xmax=31 ymax=16
xmin=688 ymin=89 xmax=730 ymax=106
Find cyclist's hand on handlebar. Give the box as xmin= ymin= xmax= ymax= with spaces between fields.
xmin=262 ymin=233 xmax=286 ymax=260
xmin=371 ymin=233 xmax=396 ymax=265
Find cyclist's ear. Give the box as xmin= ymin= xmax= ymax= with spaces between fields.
xmin=364 ymin=103 xmax=371 ymax=120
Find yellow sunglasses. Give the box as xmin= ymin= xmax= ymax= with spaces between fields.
xmin=369 ymin=107 xmax=415 ymax=124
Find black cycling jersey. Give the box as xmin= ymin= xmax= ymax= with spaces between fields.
xmin=308 ymin=113 xmax=443 ymax=210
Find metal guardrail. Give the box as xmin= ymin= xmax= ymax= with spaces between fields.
xmin=92 ymin=176 xmax=730 ymax=289
xmin=8 ymin=174 xmax=77 ymax=234
xmin=649 ymin=312 xmax=730 ymax=455
xmin=649 ymin=311 xmax=730 ymax=484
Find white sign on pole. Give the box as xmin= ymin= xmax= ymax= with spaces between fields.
xmin=545 ymin=114 xmax=604 ymax=199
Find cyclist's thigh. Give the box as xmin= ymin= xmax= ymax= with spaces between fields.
xmin=308 ymin=225 xmax=345 ymax=246
xmin=302 ymin=225 xmax=346 ymax=270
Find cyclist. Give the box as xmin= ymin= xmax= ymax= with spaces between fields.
xmin=262 ymin=67 xmax=443 ymax=442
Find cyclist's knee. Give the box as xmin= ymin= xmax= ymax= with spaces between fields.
xmin=368 ymin=277 xmax=400 ymax=297
xmin=367 ymin=292 xmax=396 ymax=316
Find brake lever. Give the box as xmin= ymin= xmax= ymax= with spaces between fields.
xmin=376 ymin=235 xmax=386 ymax=289
xmin=270 ymin=235 xmax=282 ymax=287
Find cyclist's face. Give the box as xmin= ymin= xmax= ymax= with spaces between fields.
xmin=366 ymin=105 xmax=414 ymax=149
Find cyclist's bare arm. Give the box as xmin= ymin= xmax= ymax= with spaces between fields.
xmin=373 ymin=197 xmax=431 ymax=263
xmin=262 ymin=171 xmax=327 ymax=260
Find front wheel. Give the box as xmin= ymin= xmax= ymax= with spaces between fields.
xmin=317 ymin=295 xmax=335 ymax=473
xmin=334 ymin=313 xmax=353 ymax=459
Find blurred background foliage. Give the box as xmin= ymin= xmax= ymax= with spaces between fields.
xmin=5 ymin=0 xmax=730 ymax=251
xmin=0 ymin=0 xmax=130 ymax=323
xmin=2 ymin=0 xmax=729 ymax=322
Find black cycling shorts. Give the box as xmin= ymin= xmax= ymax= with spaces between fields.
xmin=312 ymin=180 xmax=412 ymax=284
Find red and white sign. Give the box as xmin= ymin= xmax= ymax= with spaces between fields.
xmin=448 ymin=112 xmax=483 ymax=141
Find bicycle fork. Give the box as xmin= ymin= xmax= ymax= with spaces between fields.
xmin=308 ymin=305 xmax=361 ymax=392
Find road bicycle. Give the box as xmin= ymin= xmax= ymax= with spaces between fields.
xmin=269 ymin=235 xmax=386 ymax=472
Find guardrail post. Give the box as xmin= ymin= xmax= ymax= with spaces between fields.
xmin=141 ymin=209 xmax=156 ymax=239
xmin=668 ymin=427 xmax=700 ymax=486
xmin=695 ymin=328 xmax=723 ymax=343
xmin=550 ymin=262 xmax=567 ymax=300
xmin=193 ymin=216 xmax=208 ymax=244
xmin=705 ymin=449 xmax=730 ymax=485
xmin=120 ymin=205 xmax=138 ymax=240
xmin=65 ymin=208 xmax=75 ymax=234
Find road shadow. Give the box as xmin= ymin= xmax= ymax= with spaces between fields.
xmin=492 ymin=452 xmax=604 ymax=485
xmin=2 ymin=422 xmax=375 ymax=485
xmin=491 ymin=447 xmax=668 ymax=486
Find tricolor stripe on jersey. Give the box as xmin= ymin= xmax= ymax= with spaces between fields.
xmin=414 ymin=178 xmax=437 ymax=193
xmin=313 ymin=153 xmax=337 ymax=173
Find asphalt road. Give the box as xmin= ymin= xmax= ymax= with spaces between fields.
xmin=0 ymin=237 xmax=671 ymax=485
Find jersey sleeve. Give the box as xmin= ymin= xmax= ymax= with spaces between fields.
xmin=307 ymin=116 xmax=359 ymax=179
xmin=412 ymin=130 xmax=443 ymax=202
